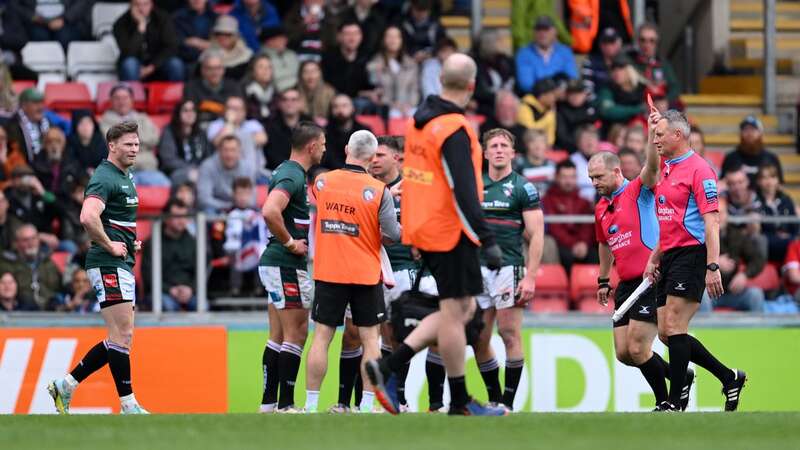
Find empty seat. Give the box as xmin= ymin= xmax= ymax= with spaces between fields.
xmin=150 ymin=114 xmax=172 ymax=130
xmin=44 ymin=82 xmax=94 ymax=112
xmin=136 ymin=219 xmax=153 ymax=242
xmin=388 ymin=117 xmax=412 ymax=136
xmin=577 ymin=297 xmax=610 ymax=314
xmin=705 ymin=151 xmax=725 ymax=171
xmin=22 ymin=41 xmax=66 ymax=74
xmin=51 ymin=251 xmax=71 ymax=274
xmin=570 ymin=264 xmax=601 ymax=303
xmin=92 ymin=2 xmax=129 ymax=38
xmin=137 ymin=186 xmax=170 ymax=216
xmin=529 ymin=297 xmax=569 ymax=312
xmin=96 ymin=80 xmax=145 ymax=112
xmin=76 ymin=73 xmax=118 ymax=100
xmin=546 ymin=149 xmax=569 ymax=163
xmin=356 ymin=115 xmax=386 ymax=136
xmin=532 ymin=264 xmax=570 ymax=310
xmin=147 ymin=82 xmax=184 ymax=114
xmin=12 ymin=80 xmax=35 ymax=94
xmin=36 ymin=73 xmax=67 ymax=92
xmin=67 ymin=41 xmax=117 ymax=79
xmin=256 ymin=185 xmax=268 ymax=207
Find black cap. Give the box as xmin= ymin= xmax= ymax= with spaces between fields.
xmin=566 ymin=79 xmax=587 ymax=94
xmin=534 ymin=15 xmax=555 ymax=30
xmin=739 ymin=115 xmax=763 ymax=132
xmin=259 ymin=25 xmax=287 ymax=42
xmin=533 ymin=77 xmax=558 ymax=96
xmin=599 ymin=27 xmax=621 ymax=43
xmin=610 ymin=54 xmax=631 ymax=69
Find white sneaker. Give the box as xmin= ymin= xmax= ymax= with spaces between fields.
xmin=327 ymin=404 xmax=350 ymax=414
xmin=276 ymin=405 xmax=306 ymax=414
xmin=259 ymin=404 xmax=277 ymax=413
xmin=399 ymin=403 xmax=410 ymax=413
xmin=121 ymin=403 xmax=149 ymax=414
xmin=47 ymin=379 xmax=73 ymax=414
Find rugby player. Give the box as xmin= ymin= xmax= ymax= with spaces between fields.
xmin=258 ymin=122 xmax=326 ymax=413
xmin=472 ymin=128 xmax=543 ymax=411
xmin=647 ymin=110 xmax=747 ymax=411
xmin=48 ymin=121 xmax=147 ymax=414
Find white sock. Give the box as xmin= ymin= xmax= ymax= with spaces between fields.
xmin=120 ymin=393 xmax=137 ymax=408
xmin=305 ymin=390 xmax=320 ymax=412
xmin=259 ymin=403 xmax=277 ymax=413
xmin=359 ymin=391 xmax=375 ymax=412
xmin=63 ymin=374 xmax=78 ymax=391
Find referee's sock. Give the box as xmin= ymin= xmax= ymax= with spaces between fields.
xmin=478 ymin=358 xmax=502 ymax=403
xmin=70 ymin=340 xmax=109 ymax=383
xmin=637 ymin=354 xmax=668 ymax=404
xmin=688 ymin=335 xmax=735 ymax=385
xmin=261 ymin=340 xmax=281 ymax=407
xmin=426 ymin=351 xmax=446 ymax=409
xmin=667 ymin=334 xmax=691 ymax=405
xmin=106 ymin=342 xmax=133 ymax=397
xmin=652 ymin=351 xmax=670 ymax=377
xmin=502 ymin=358 xmax=524 ymax=408
xmin=277 ymin=342 xmax=303 ymax=408
xmin=337 ymin=347 xmax=363 ymax=406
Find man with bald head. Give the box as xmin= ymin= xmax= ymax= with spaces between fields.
xmin=366 ymin=53 xmax=506 ymax=416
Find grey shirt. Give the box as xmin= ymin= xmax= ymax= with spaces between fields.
xmin=378 ymin=186 xmax=401 ymax=242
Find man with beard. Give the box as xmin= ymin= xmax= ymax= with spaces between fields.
xmin=263 ymin=88 xmax=313 ymax=170
xmin=322 ymin=94 xmax=371 ymax=170
xmin=720 ymin=115 xmax=783 ymax=186
xmin=0 ymin=223 xmax=61 ymax=310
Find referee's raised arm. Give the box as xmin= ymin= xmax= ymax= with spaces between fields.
xmin=641 ymin=106 xmax=662 ymax=188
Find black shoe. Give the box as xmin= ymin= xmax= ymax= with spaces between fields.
xmin=653 ymin=401 xmax=680 ymax=412
xmin=680 ymin=367 xmax=695 ymax=411
xmin=722 ymin=369 xmax=747 ymax=411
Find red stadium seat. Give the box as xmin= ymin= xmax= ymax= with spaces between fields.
xmin=51 ymin=251 xmax=70 ymax=274
xmin=44 ymin=82 xmax=94 ymax=113
xmin=256 ymin=185 xmax=268 ymax=207
xmin=388 ymin=117 xmax=412 ymax=136
xmin=136 ymin=219 xmax=153 ymax=242
xmin=705 ymin=151 xmax=725 ymax=171
xmin=577 ymin=297 xmax=610 ymax=314
xmin=530 ymin=264 xmax=570 ymax=311
xmin=136 ymin=186 xmax=170 ymax=216
xmin=546 ymin=149 xmax=569 ymax=163
xmin=96 ymin=81 xmax=146 ymax=113
xmin=12 ymin=80 xmax=35 ymax=94
xmin=746 ymin=263 xmax=780 ymax=291
xmin=570 ymin=264 xmax=601 ymax=303
xmin=356 ymin=115 xmax=386 ymax=136
xmin=150 ymin=114 xmax=171 ymax=130
xmin=147 ymin=82 xmax=184 ymax=114
xmin=530 ymin=297 xmax=569 ymax=312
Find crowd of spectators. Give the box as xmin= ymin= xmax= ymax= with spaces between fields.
xmin=0 ymin=0 xmax=795 ymax=313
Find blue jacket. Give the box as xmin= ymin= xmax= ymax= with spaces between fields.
xmin=515 ymin=42 xmax=577 ymax=94
xmin=230 ymin=0 xmax=280 ymax=52
xmin=173 ymin=5 xmax=218 ymax=62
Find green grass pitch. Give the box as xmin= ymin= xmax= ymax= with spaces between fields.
xmin=3 ymin=413 xmax=799 ymax=450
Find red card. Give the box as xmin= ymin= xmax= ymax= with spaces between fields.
xmin=646 ymin=93 xmax=654 ymax=110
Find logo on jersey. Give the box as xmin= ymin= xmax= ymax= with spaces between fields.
xmin=315 ymin=177 xmax=325 ymax=191
xmin=102 ymin=274 xmax=119 ymax=288
xmin=362 ymin=187 xmax=376 ymax=202
xmin=674 ymin=282 xmax=686 ymax=291
xmin=658 ymin=195 xmax=666 ymax=204
xmin=523 ymin=182 xmax=539 ymax=203
xmin=608 ymin=224 xmax=619 ymax=235
xmin=639 ymin=305 xmax=651 ymax=314
xmin=702 ymin=179 xmax=718 ymax=202
xmin=502 ymin=181 xmax=514 ymax=198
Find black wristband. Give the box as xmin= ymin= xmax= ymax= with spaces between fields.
xmin=597 ymin=277 xmax=610 ymax=284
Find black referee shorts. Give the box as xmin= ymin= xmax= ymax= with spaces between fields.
xmin=657 ymin=244 xmax=707 ymax=306
xmin=613 ymin=277 xmax=657 ymax=328
xmin=420 ymin=233 xmax=483 ymax=300
xmin=312 ymin=280 xmax=386 ymax=327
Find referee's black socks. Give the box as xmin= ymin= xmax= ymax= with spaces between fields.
xmin=667 ymin=334 xmax=691 ymax=405
xmin=688 ymin=335 xmax=735 ymax=385
xmin=637 ymin=353 xmax=668 ymax=404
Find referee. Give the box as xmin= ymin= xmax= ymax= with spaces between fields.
xmin=647 ymin=110 xmax=747 ymax=411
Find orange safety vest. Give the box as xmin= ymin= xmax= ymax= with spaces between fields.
xmin=401 ymin=113 xmax=483 ymax=252
xmin=312 ymin=168 xmax=386 ymax=285
xmin=568 ymin=0 xmax=633 ymax=54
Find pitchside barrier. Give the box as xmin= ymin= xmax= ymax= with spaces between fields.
xmin=1 ymin=314 xmax=798 ymax=414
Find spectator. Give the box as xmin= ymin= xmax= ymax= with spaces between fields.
xmin=31 ymin=128 xmax=80 ymax=198
xmin=0 ymin=271 xmax=38 ymax=311
xmin=0 ymin=125 xmax=14 ymax=190
xmin=479 ymin=90 xmax=527 ymax=154
xmin=98 ymin=84 xmax=162 ymax=179
xmin=0 ymin=63 xmax=17 ymax=118
xmin=321 ymin=21 xmax=376 ymax=112
xmin=596 ymin=54 xmax=646 ymax=128
xmin=581 ymin=27 xmax=622 ymax=100
xmin=705 ymin=233 xmax=767 ymax=313
xmin=52 ymin=268 xmax=98 ymax=313
xmin=518 ymin=78 xmax=558 ymax=145
xmin=599 ymin=122 xmax=627 ymax=153
xmin=339 ymin=0 xmax=387 ymax=57
xmin=19 ymin=0 xmax=91 ymax=49
xmin=54 ymin=175 xmax=87 ymax=250
xmin=7 ymin=88 xmax=53 ymax=166
xmin=297 ymin=60 xmax=335 ymax=126
xmin=184 ymin=49 xmax=243 ymax=125
xmin=262 ymin=87 xmax=313 ymax=170
xmin=617 ymin=147 xmax=642 ymax=181
xmin=367 ymin=25 xmax=420 ymax=118
xmin=782 ymin=240 xmax=800 ymax=303
xmin=157 ymin=99 xmax=213 ymax=184
xmin=143 ymin=199 xmax=198 ymax=311
xmin=420 ymin=36 xmax=457 ymax=99
xmin=223 ymin=177 xmax=269 ymax=295
xmin=511 ymin=5 xmax=572 ymax=52
xmin=513 ymin=128 xmax=555 ymax=196
xmin=0 ymin=6 xmax=35 ymax=82
xmin=569 ymin=124 xmax=600 ymax=202
xmin=197 ymin=135 xmax=256 ymax=213
xmin=207 ymin=95 xmax=268 ymax=171
xmin=258 ymin=26 xmax=299 ymax=92
xmin=622 ymin=124 xmax=646 ymax=155
xmin=322 ymin=94 xmax=371 ymax=169
xmin=209 ymin=15 xmax=253 ymax=81
xmin=0 ymin=190 xmax=19 ymax=250
xmin=114 ymin=0 xmax=184 ymax=81
xmin=630 ymin=22 xmax=680 ymax=105
xmin=688 ymin=125 xmax=719 ymax=174
xmin=399 ymin=0 xmax=446 ymax=63
xmin=0 ymin=224 xmax=60 ymax=310
xmin=173 ymin=0 xmax=217 ymax=68
xmin=285 ymin=0 xmax=339 ymax=62
xmin=756 ymin=162 xmax=798 ymax=264
xmin=555 ymin=79 xmax=597 ymax=153
xmin=721 ymin=115 xmax=783 ymax=185
xmin=243 ymin=54 xmax=277 ymax=122
xmin=65 ymin=110 xmax=107 ymax=172
xmin=473 ymin=28 xmax=515 ymax=118
xmin=541 ymin=160 xmax=597 ymax=274
xmin=515 ymin=15 xmax=577 ymax=95
xmin=4 ymin=166 xmax=59 ymax=245
xmin=230 ymin=0 xmax=280 ymax=52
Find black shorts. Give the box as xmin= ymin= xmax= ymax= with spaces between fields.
xmin=657 ymin=244 xmax=707 ymax=306
xmin=613 ymin=277 xmax=657 ymax=328
xmin=312 ymin=281 xmax=386 ymax=327
xmin=420 ymin=233 xmax=483 ymax=299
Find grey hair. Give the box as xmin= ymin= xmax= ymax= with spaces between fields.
xmin=200 ymin=49 xmax=224 ymax=65
xmin=588 ymin=151 xmax=620 ymax=170
xmin=663 ymin=109 xmax=690 ymax=140
xmin=347 ymin=130 xmax=379 ymax=161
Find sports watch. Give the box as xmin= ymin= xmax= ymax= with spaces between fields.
xmin=706 ymin=263 xmax=720 ymax=272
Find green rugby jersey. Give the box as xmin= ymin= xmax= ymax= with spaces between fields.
xmin=84 ymin=160 xmax=138 ymax=271
xmin=385 ymin=175 xmax=417 ymax=271
xmin=481 ymin=171 xmax=541 ymax=266
xmin=259 ymin=159 xmax=310 ymax=270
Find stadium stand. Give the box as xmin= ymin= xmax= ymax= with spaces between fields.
xmin=44 ymin=82 xmax=95 ymax=113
